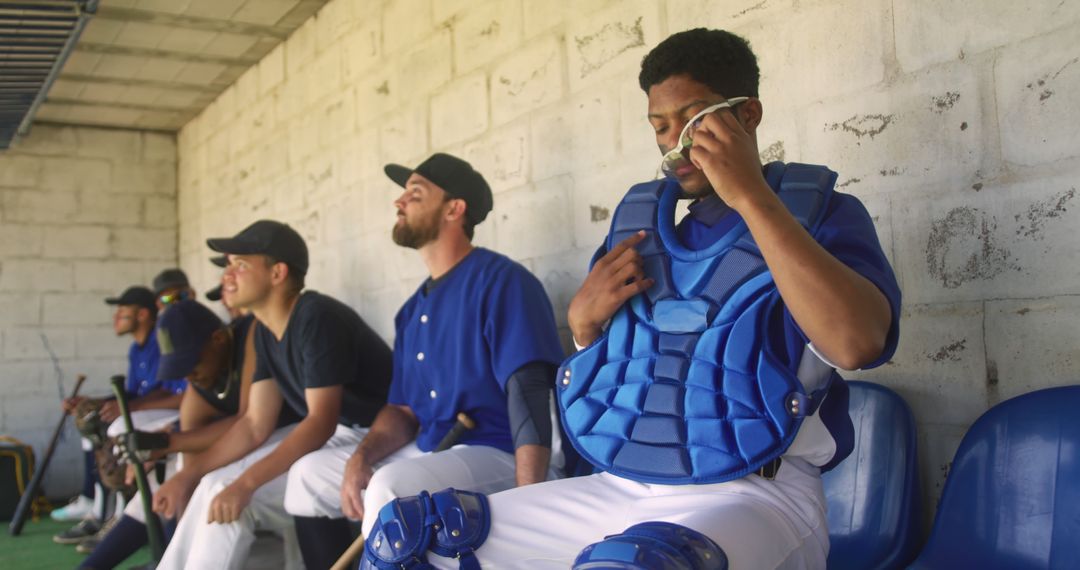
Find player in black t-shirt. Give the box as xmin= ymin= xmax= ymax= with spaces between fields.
xmin=152 ymin=220 xmax=391 ymax=569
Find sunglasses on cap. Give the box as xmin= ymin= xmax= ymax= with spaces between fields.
xmin=159 ymin=290 xmax=191 ymax=306
xmin=659 ymin=97 xmax=750 ymax=178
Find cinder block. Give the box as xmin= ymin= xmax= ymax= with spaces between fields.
xmin=286 ymin=118 xmax=319 ymax=165
xmin=0 ymin=260 xmax=73 ymax=292
xmin=9 ymin=125 xmax=77 ymax=156
xmin=494 ymin=176 xmax=574 ymax=261
xmin=569 ymin=158 xmax=656 ymax=252
xmin=892 ymin=172 xmax=1080 ymax=304
xmin=43 ymin=226 xmax=110 ymax=259
xmin=342 ymin=231 xmax=389 ymax=291
xmin=336 ymin=127 xmax=380 ymax=191
xmin=491 ymin=36 xmax=564 ymax=126
xmin=0 ymin=224 xmax=43 ymax=257
xmin=2 ymin=189 xmax=78 ymax=224
xmin=271 ymin=172 xmax=307 ymax=215
xmin=382 ymin=0 xmax=432 ymax=56
xmin=39 ymin=155 xmax=110 ymax=193
xmin=75 ymin=192 xmax=143 ymax=226
xmin=42 ymin=293 xmax=111 ymax=326
xmin=802 ymin=62 xmax=986 ymax=197
xmin=319 ymin=94 xmax=356 ymax=149
xmin=142 ymin=132 xmax=176 ymax=162
xmin=984 ymin=297 xmax=1080 ymax=404
xmin=2 ymin=327 xmax=75 ymax=360
xmin=378 ymin=104 xmax=428 ymax=167
xmin=894 ymin=0 xmax=1080 ymax=73
xmin=530 ymin=89 xmax=620 ymax=180
xmin=0 ymin=293 xmax=39 ymax=326
xmin=257 ymin=135 xmax=290 ymax=184
xmin=433 ymin=0 xmax=472 ymax=22
xmin=463 ymin=121 xmax=529 ymax=193
xmin=355 ymin=69 xmax=400 ymax=128
xmin=285 ymin=17 xmax=316 ymax=77
xmin=298 ymin=153 xmax=337 ymax=206
xmin=312 ymin=46 xmax=343 ymax=94
xmin=398 ymin=30 xmax=453 ymax=102
xmin=73 ymin=260 xmax=147 ymax=293
xmin=361 ymin=173 xmax=399 ymax=236
xmin=259 ymin=44 xmax=286 ymax=95
xmin=74 ymin=128 xmax=141 ymax=160
xmin=854 ymin=193 xmax=898 ymax=277
xmin=522 ymin=0 xmax=615 ymax=39
xmin=530 ymin=247 xmax=594 ymax=329
xmin=322 ymin=191 xmax=365 ymax=247
xmin=0 ymin=155 xmax=41 ymax=187
xmin=144 ymin=196 xmax=177 ymax=228
xmin=453 ymin=0 xmax=523 ymax=74
xmin=431 ymin=73 xmax=489 ymax=148
xmin=112 ymin=162 xmax=177 ymax=195
xmin=847 ymin=302 xmax=988 ymax=427
xmin=315 ymin=0 xmax=355 ymax=49
xmin=565 ymin=0 xmax=662 ymax=93
xmin=735 ymin=0 xmax=887 ymax=108
xmin=995 ymin=28 xmax=1080 ymax=167
xmin=361 ymin=286 xmax=414 ymax=342
xmin=233 ymin=65 xmax=259 ymax=112
xmin=0 ymin=362 xmax=45 ymax=397
xmin=342 ymin=22 xmax=382 ymax=83
xmin=666 ymin=0 xmax=794 ymax=34
xmin=110 ymin=228 xmax=176 ymax=261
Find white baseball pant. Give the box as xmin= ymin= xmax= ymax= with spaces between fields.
xmin=429 ymin=455 xmax=829 ymax=570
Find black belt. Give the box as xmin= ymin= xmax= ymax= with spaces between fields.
xmin=756 ymin=457 xmax=782 ymax=480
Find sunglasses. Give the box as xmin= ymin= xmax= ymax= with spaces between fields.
xmin=159 ymin=290 xmax=190 ymax=305
xmin=659 ymin=97 xmax=750 ymax=177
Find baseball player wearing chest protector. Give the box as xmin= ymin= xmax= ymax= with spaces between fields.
xmin=282 ymin=153 xmax=567 ymax=569
xmin=360 ymin=28 xmax=902 ymax=570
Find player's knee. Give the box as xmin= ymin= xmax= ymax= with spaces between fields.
xmin=573 ymin=521 xmax=728 ymax=570
xmin=283 ymin=459 xmax=319 ymax=516
xmin=362 ymin=462 xmax=409 ymax=513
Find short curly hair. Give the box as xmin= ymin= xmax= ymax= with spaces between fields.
xmin=638 ymin=28 xmax=760 ymax=98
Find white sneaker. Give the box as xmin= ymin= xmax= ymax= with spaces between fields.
xmin=50 ymin=495 xmax=94 ymax=522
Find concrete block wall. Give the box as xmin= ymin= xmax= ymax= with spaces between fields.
xmin=172 ymin=0 xmax=1080 ymax=530
xmin=0 ymin=125 xmax=177 ymax=498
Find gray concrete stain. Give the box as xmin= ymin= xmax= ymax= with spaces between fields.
xmin=825 ymin=114 xmax=895 ymax=140
xmin=926 ymin=339 xmax=967 ymax=362
xmin=574 ymin=17 xmax=645 ymax=77
xmin=590 ymin=205 xmax=610 ymax=222
xmin=733 ymin=0 xmax=768 ymax=19
xmin=759 ymin=140 xmax=785 ymax=163
xmin=926 ymin=207 xmax=1018 ymax=289
xmin=931 ymin=91 xmax=960 ymax=113
xmin=1014 ymin=187 xmax=1075 ymax=239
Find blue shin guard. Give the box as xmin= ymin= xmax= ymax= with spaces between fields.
xmin=573 ymin=522 xmax=728 ymax=570
xmin=360 ymin=488 xmax=490 ymax=570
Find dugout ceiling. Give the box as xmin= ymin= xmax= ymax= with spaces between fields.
xmin=2 ymin=0 xmax=328 ymax=148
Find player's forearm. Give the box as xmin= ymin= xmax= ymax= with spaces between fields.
xmin=176 ymin=414 xmax=265 ymax=479
xmin=352 ymin=404 xmax=418 ymax=466
xmin=738 ymin=191 xmax=891 ymax=370
xmin=514 ymin=444 xmax=550 ymax=486
xmin=130 ymin=391 xmax=184 ymax=411
xmin=234 ymin=415 xmax=337 ymax=491
xmin=167 ymin=416 xmax=239 ymax=454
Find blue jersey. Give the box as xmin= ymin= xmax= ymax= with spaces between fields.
xmin=672 ymin=163 xmax=901 ymax=470
xmin=389 ymin=248 xmax=565 ymax=454
xmin=127 ymin=333 xmax=186 ymax=398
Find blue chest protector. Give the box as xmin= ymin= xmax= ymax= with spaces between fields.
xmin=557 ymin=163 xmax=838 ymax=485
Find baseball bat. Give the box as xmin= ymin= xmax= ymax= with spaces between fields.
xmin=329 ymin=412 xmax=476 ymax=570
xmin=9 ymin=374 xmax=87 ymax=536
xmin=110 ymin=375 xmax=166 ymax=561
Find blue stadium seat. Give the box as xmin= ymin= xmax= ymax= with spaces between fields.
xmin=823 ymin=381 xmax=921 ymax=569
xmin=909 ymin=385 xmax=1080 ymax=569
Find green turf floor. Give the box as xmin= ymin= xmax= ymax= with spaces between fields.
xmin=0 ymin=517 xmax=152 ymax=570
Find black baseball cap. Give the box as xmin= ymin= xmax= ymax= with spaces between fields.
xmin=205 ymin=284 xmax=223 ymax=302
xmin=206 ymin=220 xmax=309 ymax=276
xmin=156 ymin=299 xmax=223 ymax=381
xmin=105 ymin=286 xmax=156 ymax=312
xmin=153 ymin=268 xmax=190 ymax=295
xmin=384 ymin=153 xmax=493 ymax=224
xmin=209 ymin=255 xmax=228 ymax=268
